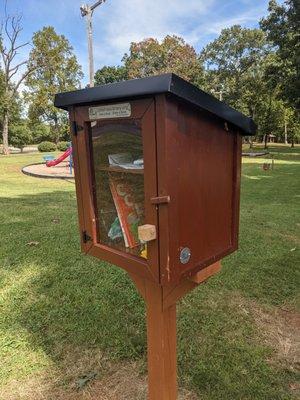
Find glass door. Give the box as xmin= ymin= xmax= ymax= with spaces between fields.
xmin=72 ymin=98 xmax=159 ymax=281
xmin=90 ymin=119 xmax=146 ymax=258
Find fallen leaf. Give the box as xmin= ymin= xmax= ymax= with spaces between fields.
xmin=76 ymin=371 xmax=97 ymax=390
xmin=26 ymin=241 xmax=39 ymax=246
xmin=52 ymin=218 xmax=60 ymax=224
xmin=289 ymin=382 xmax=300 ymax=391
xmin=290 ymin=248 xmax=296 ymax=252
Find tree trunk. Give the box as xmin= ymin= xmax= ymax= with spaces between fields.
xmin=264 ymin=134 xmax=268 ymax=149
xmin=291 ymin=138 xmax=295 ymax=148
xmin=249 ymin=109 xmax=255 ymax=150
xmin=53 ymin=116 xmax=60 ymax=145
xmin=284 ymin=121 xmax=288 ymax=144
xmin=2 ymin=111 xmax=9 ymax=155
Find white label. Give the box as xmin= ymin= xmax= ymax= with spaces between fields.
xmin=89 ymin=103 xmax=131 ymax=120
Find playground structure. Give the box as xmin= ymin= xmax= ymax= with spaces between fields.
xmin=21 ymin=145 xmax=74 ymax=180
xmin=46 ymin=145 xmax=73 ymax=175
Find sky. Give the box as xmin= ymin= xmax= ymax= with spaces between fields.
xmin=1 ymin=0 xmax=280 ymax=85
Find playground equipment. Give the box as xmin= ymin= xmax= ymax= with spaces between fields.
xmin=46 ymin=145 xmax=73 ymax=175
xmin=54 ymin=73 xmax=256 ymax=399
xmin=43 ymin=155 xmax=55 ymax=162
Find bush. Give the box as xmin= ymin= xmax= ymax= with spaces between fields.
xmin=31 ymin=123 xmax=52 ymax=143
xmin=59 ymin=124 xmax=71 ymax=142
xmin=37 ymin=141 xmax=56 ymax=152
xmin=9 ymin=123 xmax=32 ymax=152
xmin=57 ymin=141 xmax=70 ymax=152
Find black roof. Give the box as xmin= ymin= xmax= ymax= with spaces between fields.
xmin=54 ymin=73 xmax=256 ymax=135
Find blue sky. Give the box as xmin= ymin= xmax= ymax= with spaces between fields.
xmin=1 ymin=0 xmax=279 ymax=85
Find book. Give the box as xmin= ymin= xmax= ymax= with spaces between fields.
xmin=108 ymin=173 xmax=142 ymax=248
xmin=108 ymin=153 xmax=144 ymax=170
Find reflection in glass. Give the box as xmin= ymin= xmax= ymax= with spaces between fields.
xmin=90 ymin=120 xmax=146 ymax=258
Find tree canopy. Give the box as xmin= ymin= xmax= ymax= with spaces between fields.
xmin=200 ymin=25 xmax=271 ymax=110
xmin=1 ymin=1 xmax=299 ymax=152
xmin=25 ymin=26 xmax=83 ymax=143
xmin=123 ymin=35 xmax=204 ymax=85
xmin=260 ymin=0 xmax=300 ymax=110
xmin=92 ymin=1 xmax=299 ymax=146
xmin=9 ymin=121 xmax=32 ymax=151
xmin=94 ymin=65 xmax=127 ymax=85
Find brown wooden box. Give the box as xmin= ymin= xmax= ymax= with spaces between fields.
xmin=55 ymin=73 xmax=255 ymax=286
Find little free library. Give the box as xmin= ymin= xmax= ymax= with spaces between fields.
xmin=55 ymin=73 xmax=256 ymax=399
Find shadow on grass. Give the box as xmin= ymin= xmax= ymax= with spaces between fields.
xmin=0 ymin=164 xmax=299 ymax=399
xmin=0 ymin=190 xmax=146 ymax=391
xmin=242 ymin=145 xmax=300 ymax=163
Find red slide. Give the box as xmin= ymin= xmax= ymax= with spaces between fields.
xmin=46 ymin=147 xmax=72 ymax=167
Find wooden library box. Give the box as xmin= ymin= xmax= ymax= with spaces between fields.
xmin=55 ymin=73 xmax=256 ymax=286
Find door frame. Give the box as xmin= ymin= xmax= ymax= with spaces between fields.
xmin=70 ymin=98 xmax=159 ymax=282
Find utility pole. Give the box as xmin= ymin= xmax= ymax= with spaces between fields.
xmin=80 ymin=0 xmax=107 ymax=87
xmin=213 ymin=83 xmax=226 ymax=102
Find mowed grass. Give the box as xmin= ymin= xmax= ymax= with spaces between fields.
xmin=0 ymin=147 xmax=299 ymax=399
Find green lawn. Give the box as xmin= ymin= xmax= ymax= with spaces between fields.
xmin=0 ymin=147 xmax=299 ymax=399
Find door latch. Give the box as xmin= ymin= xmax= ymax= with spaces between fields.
xmin=150 ymin=195 xmax=170 ymax=205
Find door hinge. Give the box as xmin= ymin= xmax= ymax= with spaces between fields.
xmin=82 ymin=230 xmax=92 ymax=243
xmin=72 ymin=121 xmax=84 ymax=136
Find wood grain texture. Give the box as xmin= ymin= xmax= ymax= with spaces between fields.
xmin=145 ymin=281 xmax=177 ymax=400
xmin=72 ymin=95 xmax=242 ymax=287
xmin=129 ymin=258 xmax=221 ymax=399
xmin=189 ymin=261 xmax=221 ymax=284
xmin=69 ymin=107 xmax=93 ymax=254
xmin=157 ymin=96 xmax=241 ymax=285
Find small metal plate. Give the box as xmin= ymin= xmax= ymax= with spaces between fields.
xmin=89 ymin=103 xmax=131 ymax=120
xmin=180 ymin=247 xmax=191 ymax=264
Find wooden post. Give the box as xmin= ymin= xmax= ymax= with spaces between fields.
xmin=129 ymin=261 xmax=221 ymax=399
xmin=145 ymin=281 xmax=177 ymax=400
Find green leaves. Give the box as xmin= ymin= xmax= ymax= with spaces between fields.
xmin=9 ymin=122 xmax=32 ymax=150
xmin=122 ymin=35 xmax=204 ymax=85
xmin=200 ymin=15 xmax=300 ymax=143
xmin=24 ymin=26 xmax=83 ymax=143
xmin=260 ymin=0 xmax=300 ymax=110
xmin=95 ymin=65 xmax=128 ymax=85
xmin=200 ymin=25 xmax=271 ymax=111
xmin=94 ymin=35 xmax=204 ymax=90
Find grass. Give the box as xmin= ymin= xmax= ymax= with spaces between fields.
xmin=0 ymin=146 xmax=299 ymax=399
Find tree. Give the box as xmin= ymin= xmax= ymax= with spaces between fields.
xmin=0 ymin=68 xmax=5 ymax=140
xmin=123 ymin=35 xmax=203 ymax=85
xmin=94 ymin=65 xmax=127 ymax=85
xmin=9 ymin=121 xmax=32 ymax=152
xmin=201 ymin=25 xmax=271 ymax=112
xmin=285 ymin=108 xmax=300 ymax=147
xmin=255 ymin=96 xmax=285 ymax=147
xmin=260 ymin=0 xmax=300 ymax=110
xmin=199 ymin=25 xmax=296 ymax=145
xmin=25 ymin=27 xmax=83 ymax=143
xmin=27 ymin=121 xmax=51 ymax=143
xmin=0 ymin=68 xmax=4 ymax=114
xmin=0 ymin=14 xmax=35 ymax=154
